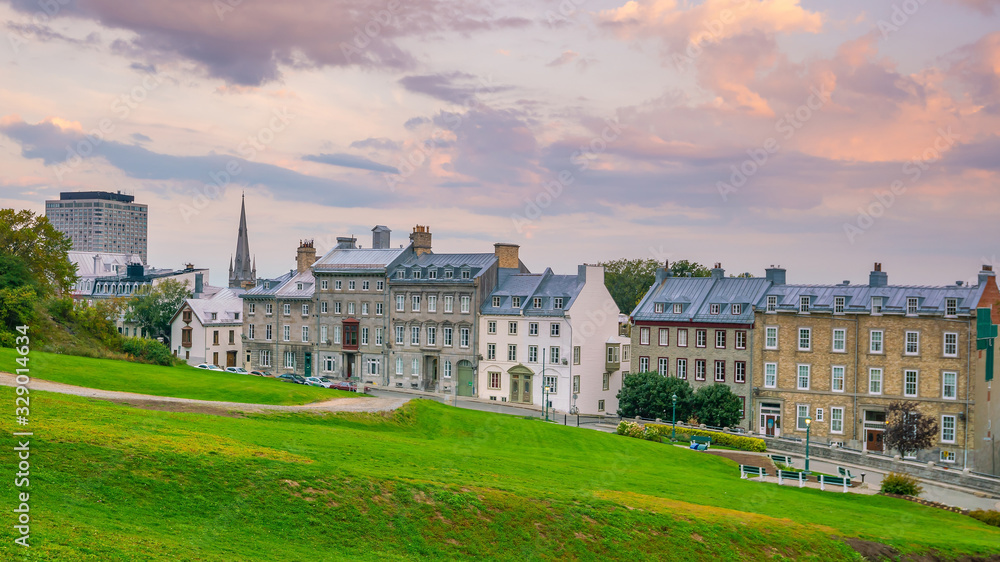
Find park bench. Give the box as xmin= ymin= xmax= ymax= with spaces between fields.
xmin=837 ymin=466 xmax=856 ymax=480
xmin=777 ymin=470 xmax=806 ymax=488
xmin=768 ymin=454 xmax=794 ymax=467
xmin=690 ymin=436 xmax=712 ymax=450
xmin=819 ymin=474 xmax=852 ymax=493
xmin=739 ymin=465 xmax=767 ymax=480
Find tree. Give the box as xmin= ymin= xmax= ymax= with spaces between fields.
xmin=600 ymin=258 xmax=712 ymax=314
xmin=668 ymin=260 xmax=711 ymax=278
xmin=616 ymin=372 xmax=693 ymax=420
xmin=884 ymin=401 xmax=939 ymax=458
xmin=692 ymin=384 xmax=743 ymax=428
xmin=125 ymin=279 xmax=192 ymax=346
xmin=0 ymin=208 xmax=77 ymax=296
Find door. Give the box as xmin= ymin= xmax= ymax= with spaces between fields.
xmin=456 ymin=361 xmax=474 ymax=397
xmin=866 ymin=430 xmax=884 ymax=452
xmin=213 ymin=352 xmax=219 ymax=366
xmin=226 ymin=351 xmax=237 ymax=367
xmin=510 ymin=376 xmax=520 ymax=403
xmin=762 ymin=414 xmax=779 ymax=437
xmin=304 ymin=352 xmax=312 ymax=377
xmin=521 ymin=375 xmax=532 ymax=403
xmin=345 ymin=354 xmax=353 ymax=379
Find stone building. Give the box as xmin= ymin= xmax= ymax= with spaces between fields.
xmin=752 ymin=263 xmax=1000 ymax=472
xmin=629 ymin=264 xmax=770 ymax=428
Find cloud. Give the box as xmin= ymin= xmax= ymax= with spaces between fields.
xmin=131 ymin=132 xmax=152 ymax=143
xmin=349 ymin=137 xmax=401 ymax=151
xmin=302 ymin=152 xmax=400 ymax=174
xmin=946 ymin=31 xmax=1000 ymax=113
xmin=404 ymin=116 xmax=431 ymax=130
xmin=950 ymin=0 xmax=1000 ymax=14
xmin=399 ymin=72 xmax=513 ymax=104
xmin=546 ymin=50 xmax=578 ymax=67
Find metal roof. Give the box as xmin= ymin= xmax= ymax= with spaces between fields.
xmin=762 ymin=284 xmax=981 ymax=314
xmin=632 ymin=276 xmax=770 ymax=323
xmin=172 ymin=288 xmax=245 ymax=326
xmin=242 ymin=271 xmax=296 ymax=297
xmin=275 ymin=270 xmax=315 ymax=299
xmin=391 ymin=253 xmax=498 ymax=282
xmin=481 ymin=268 xmax=584 ymax=316
xmin=313 ymin=247 xmax=407 ymax=270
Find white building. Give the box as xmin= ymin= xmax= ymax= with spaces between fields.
xmin=477 ymin=264 xmax=623 ymax=415
xmin=68 ymin=251 xmax=143 ymax=297
xmin=169 ymin=288 xmax=245 ymax=367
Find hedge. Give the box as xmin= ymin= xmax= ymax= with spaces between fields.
xmin=647 ymin=423 xmax=766 ymax=452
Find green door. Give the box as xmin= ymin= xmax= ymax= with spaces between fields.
xmin=304 ymin=352 xmax=312 ymax=377
xmin=456 ymin=361 xmax=474 ymax=397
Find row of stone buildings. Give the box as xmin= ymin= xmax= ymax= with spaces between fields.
xmin=628 ymin=262 xmax=1000 ymax=473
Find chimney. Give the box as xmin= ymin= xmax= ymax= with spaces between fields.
xmin=869 ymin=262 xmax=888 ymax=287
xmin=126 ymin=263 xmax=144 ymax=279
xmin=194 ymin=273 xmax=204 ymax=295
xmin=371 ymin=225 xmax=391 ymax=249
xmin=296 ymin=239 xmax=317 ymax=273
xmin=655 ymin=267 xmax=669 ymax=284
xmin=410 ymin=225 xmax=432 ymax=257
xmin=335 ymin=236 xmax=357 ymax=249
xmin=711 ymin=262 xmax=725 ymax=280
xmin=577 ymin=263 xmax=604 ymax=285
xmin=765 ymin=265 xmax=786 ymax=285
xmin=979 ymin=264 xmax=996 ymax=287
xmin=494 ymin=243 xmax=520 ymax=269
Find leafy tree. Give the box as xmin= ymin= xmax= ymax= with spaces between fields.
xmin=884 ymin=401 xmax=939 ymax=458
xmin=600 ymin=258 xmax=712 ymax=314
xmin=0 ymin=286 xmax=36 ymax=346
xmin=616 ymin=372 xmax=693 ymax=420
xmin=0 ymin=254 xmax=38 ymax=293
xmin=669 ymin=260 xmax=711 ymax=279
xmin=692 ymin=384 xmax=743 ymax=428
xmin=0 ymin=208 xmax=77 ymax=296
xmin=125 ymin=279 xmax=191 ymax=346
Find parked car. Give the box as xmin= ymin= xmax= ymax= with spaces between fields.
xmin=225 ymin=367 xmax=249 ymax=375
xmin=195 ymin=364 xmax=224 ymax=371
xmin=249 ymin=370 xmax=270 ymax=377
xmin=276 ymin=374 xmax=305 ymax=384
xmin=304 ymin=377 xmax=334 ymax=388
xmin=329 ymin=380 xmax=372 ymax=392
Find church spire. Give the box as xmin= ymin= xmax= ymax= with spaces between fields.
xmin=229 ymin=194 xmax=256 ymax=289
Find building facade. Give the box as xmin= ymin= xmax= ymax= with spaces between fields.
xmin=629 ymin=264 xmax=769 ymax=428
xmin=169 ymin=288 xmax=244 ymax=367
xmin=45 ymin=191 xmax=148 ymax=263
xmin=752 ymin=264 xmax=1000 ymax=472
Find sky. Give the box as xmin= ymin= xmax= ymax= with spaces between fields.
xmin=1 ymin=0 xmax=999 ymax=287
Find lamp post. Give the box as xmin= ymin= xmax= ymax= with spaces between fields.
xmin=544 ymin=386 xmax=550 ymax=422
xmin=804 ymin=416 xmax=812 ymax=473
xmin=671 ymin=394 xmax=678 ymax=441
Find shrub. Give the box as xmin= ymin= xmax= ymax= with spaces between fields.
xmin=616 ymin=420 xmax=646 ymax=438
xmin=616 ymin=421 xmax=766 ymax=452
xmin=968 ymin=510 xmax=1000 ymax=528
xmin=121 ymin=337 xmax=175 ymax=366
xmin=880 ymin=472 xmax=923 ymax=496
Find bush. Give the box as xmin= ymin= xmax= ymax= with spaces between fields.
xmin=968 ymin=510 xmax=1000 ymax=528
xmin=121 ymin=337 xmax=174 ymax=366
xmin=880 ymin=472 xmax=923 ymax=496
xmin=617 ymin=421 xmax=767 ymax=452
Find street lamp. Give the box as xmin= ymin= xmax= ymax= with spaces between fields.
xmin=804 ymin=416 xmax=812 ymax=473
xmin=671 ymin=393 xmax=678 ymax=441
xmin=544 ymin=386 xmax=551 ymax=422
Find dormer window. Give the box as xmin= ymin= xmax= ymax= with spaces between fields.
xmin=766 ymin=295 xmax=777 ymax=313
xmin=533 ymin=297 xmax=542 ymax=308
xmin=296 ymin=283 xmax=303 ymax=290
xmin=428 ymin=269 xmax=437 ymax=279
xmin=412 ymin=269 xmax=421 ymax=279
xmin=872 ymin=296 xmax=883 ymax=315
xmin=731 ymin=304 xmax=742 ymax=315
xmin=654 ymin=303 xmax=664 ymax=313
xmin=906 ymin=297 xmax=918 ymax=315
xmin=512 ymin=296 xmax=521 ymax=308
xmin=211 ymin=312 xmax=218 ymax=320
xmin=673 ymin=303 xmax=682 ymax=314
xmin=395 ymin=269 xmax=405 ymax=279
xmin=710 ymin=304 xmax=720 ymax=315
xmin=945 ymin=298 xmax=957 ymax=317
xmin=444 ymin=269 xmax=453 ymax=279
xmin=554 ymin=297 xmax=564 ymax=309
xmin=461 ymin=269 xmax=471 ymax=279
xmin=799 ymin=296 xmax=810 ymax=313
xmin=834 ymin=296 xmax=845 ymax=314
xmin=493 ymin=296 xmax=501 ymax=307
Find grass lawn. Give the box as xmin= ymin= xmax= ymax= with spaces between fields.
xmin=0 ymin=388 xmax=997 ymax=561
xmin=0 ymin=348 xmax=355 ymax=405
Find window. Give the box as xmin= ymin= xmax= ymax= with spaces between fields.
xmin=489 ymin=372 xmax=501 ymax=390
xmin=696 ymin=329 xmax=706 ymax=348
xmin=361 ymin=302 xmax=369 ymax=316
xmin=639 ymin=327 xmax=650 ymax=345
xmin=427 ymin=296 xmax=436 ymax=312
xmin=677 ymin=329 xmax=687 ymax=347
xmin=765 ymin=327 xmax=778 ymax=349
xmin=832 ymin=329 xmax=846 ymax=352
xmin=487 ymin=321 xmax=497 ymax=335
xmin=904 ymin=370 xmax=918 ymax=397
xmin=658 ymin=328 xmax=669 ymax=346
xmin=319 ymin=325 xmax=329 ymax=344
xmin=658 ymin=357 xmax=669 ymax=376
xmin=411 ymin=326 xmax=420 ymax=346
xmin=266 ymin=303 xmax=273 ymax=315
xmin=444 ymin=269 xmax=453 ymax=279
xmin=799 ymin=296 xmax=810 ymax=313
xmin=284 ymin=351 xmax=295 ymax=369
xmin=411 ymin=295 xmax=421 ymax=312
xmin=361 ymin=327 xmax=369 ymax=346
xmin=461 ymin=296 xmax=470 ymax=314
xmin=941 ymin=415 xmax=956 ymax=443
xmin=412 ymin=269 xmax=421 ymax=279
xmin=832 ymin=366 xmax=845 ymax=392
xmin=905 ymin=331 xmax=919 ymax=355
xmin=550 ymin=323 xmax=561 ymax=337
xmin=395 ymin=326 xmax=405 ymax=345
xmin=676 ymin=359 xmax=687 ymax=379
xmin=302 ymin=326 xmax=309 ymax=342
xmin=710 ymin=303 xmax=720 ymax=315
xmin=872 ymin=296 xmax=883 ymax=314
xmin=831 ymin=407 xmax=844 ymax=433
xmin=507 ymin=344 xmax=517 ymax=361
xmin=714 ymin=360 xmax=725 ymax=382
xmin=509 ymin=321 xmax=518 ymax=335
xmin=444 ymin=327 xmax=453 ymax=346
xmin=735 ymin=361 xmax=746 ymax=383
xmin=335 ymin=280 xmax=343 ymax=290
xmin=283 ymin=325 xmax=290 ymax=342
xmin=529 ymin=322 xmax=538 ymax=336
xmin=376 ymin=281 xmax=384 ymax=291
xmin=942 ymin=372 xmax=957 ymax=399
xmin=302 ymin=304 xmax=309 ymax=316
xmin=554 ymin=297 xmax=564 ymax=309
xmin=427 ymin=269 xmax=437 ymax=280
xmin=347 ymin=302 xmax=355 ymax=316
xmin=735 ymin=331 xmax=746 ymax=350
xmin=815 ymin=408 xmax=824 ymax=422
xmin=573 ymin=375 xmax=581 ymax=393
xmin=673 ymin=303 xmax=682 ymax=314
xmin=460 ymin=328 xmax=470 ymax=348
xmin=334 ymin=326 xmax=341 ymax=344
xmin=265 ymin=324 xmax=273 ymax=341
xmin=869 ymin=368 xmax=883 ymax=394
xmin=766 ymin=295 xmax=777 ymax=313
xmin=732 ymin=304 xmax=742 ymax=315
xmin=715 ymin=330 xmax=726 ymax=349
xmin=797 ymin=364 xmax=810 ymax=390
xmin=248 ymin=303 xmax=255 ymax=315
xmin=528 ymin=346 xmax=538 ymax=362
xmin=764 ymin=363 xmax=777 ymax=388
xmin=283 ymin=303 xmax=291 ymax=315
xmin=347 ymin=280 xmax=355 ymax=290
xmin=622 ymin=345 xmax=630 ymax=362
xmin=412 ymin=358 xmax=420 ymax=376
xmin=461 ymin=269 xmax=471 ymax=280
xmin=574 ymin=346 xmax=581 ymax=365
xmin=549 ymin=346 xmax=560 ymax=363
xmin=376 ymin=302 xmax=384 ymax=316
xmin=335 ymin=302 xmax=342 ymax=315
xmin=395 ymin=357 xmax=403 ymax=375
xmin=639 ymin=357 xmax=649 ymax=372
xmin=443 ymin=361 xmax=451 ymax=378
xmin=321 ymin=301 xmax=328 ymax=314
xmin=834 ymin=296 xmax=845 ymax=314
xmin=606 ymin=346 xmax=618 ymax=363
xmin=797 ymin=405 xmax=810 ymax=430
xmin=695 ymin=359 xmax=706 ymax=381
xmin=362 ymin=280 xmax=370 ymax=291
xmin=533 ymin=297 xmax=542 ymax=308
xmin=943 ymin=333 xmax=958 ymax=357
xmin=248 ymin=324 xmax=255 ymax=340
xmin=512 ymin=297 xmax=521 ymax=308
xmin=870 ymin=330 xmax=883 ymax=353
xmin=654 ymin=303 xmax=664 ymax=313
xmin=376 ymin=328 xmax=383 ymax=346
xmin=945 ymin=298 xmax=957 ymax=317
xmin=396 ymin=295 xmax=405 ymax=312
xmin=426 ymin=327 xmax=435 ymax=346
xmin=602 ymin=373 xmax=610 ymax=391
xmin=544 ymin=376 xmax=557 ymax=393
xmin=367 ymin=358 xmax=379 ymax=375
xmin=907 ymin=297 xmax=918 ymax=315
xmin=798 ymin=328 xmax=811 ymax=351
xmin=493 ymin=296 xmax=501 ymax=307
xmin=259 ymin=350 xmax=271 ymax=367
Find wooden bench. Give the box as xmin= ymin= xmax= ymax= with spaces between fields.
xmin=739 ymin=465 xmax=767 ymax=480
xmin=837 ymin=467 xmax=856 ymax=480
xmin=819 ymin=474 xmax=852 ymax=492
xmin=777 ymin=470 xmax=806 ymax=488
xmin=768 ymin=454 xmax=794 ymax=467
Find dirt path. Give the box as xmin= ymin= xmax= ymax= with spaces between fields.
xmin=0 ymin=373 xmax=409 ymax=417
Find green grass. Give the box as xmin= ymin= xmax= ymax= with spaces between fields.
xmin=0 ymin=388 xmax=997 ymax=561
xmin=0 ymin=347 xmax=356 ymax=405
